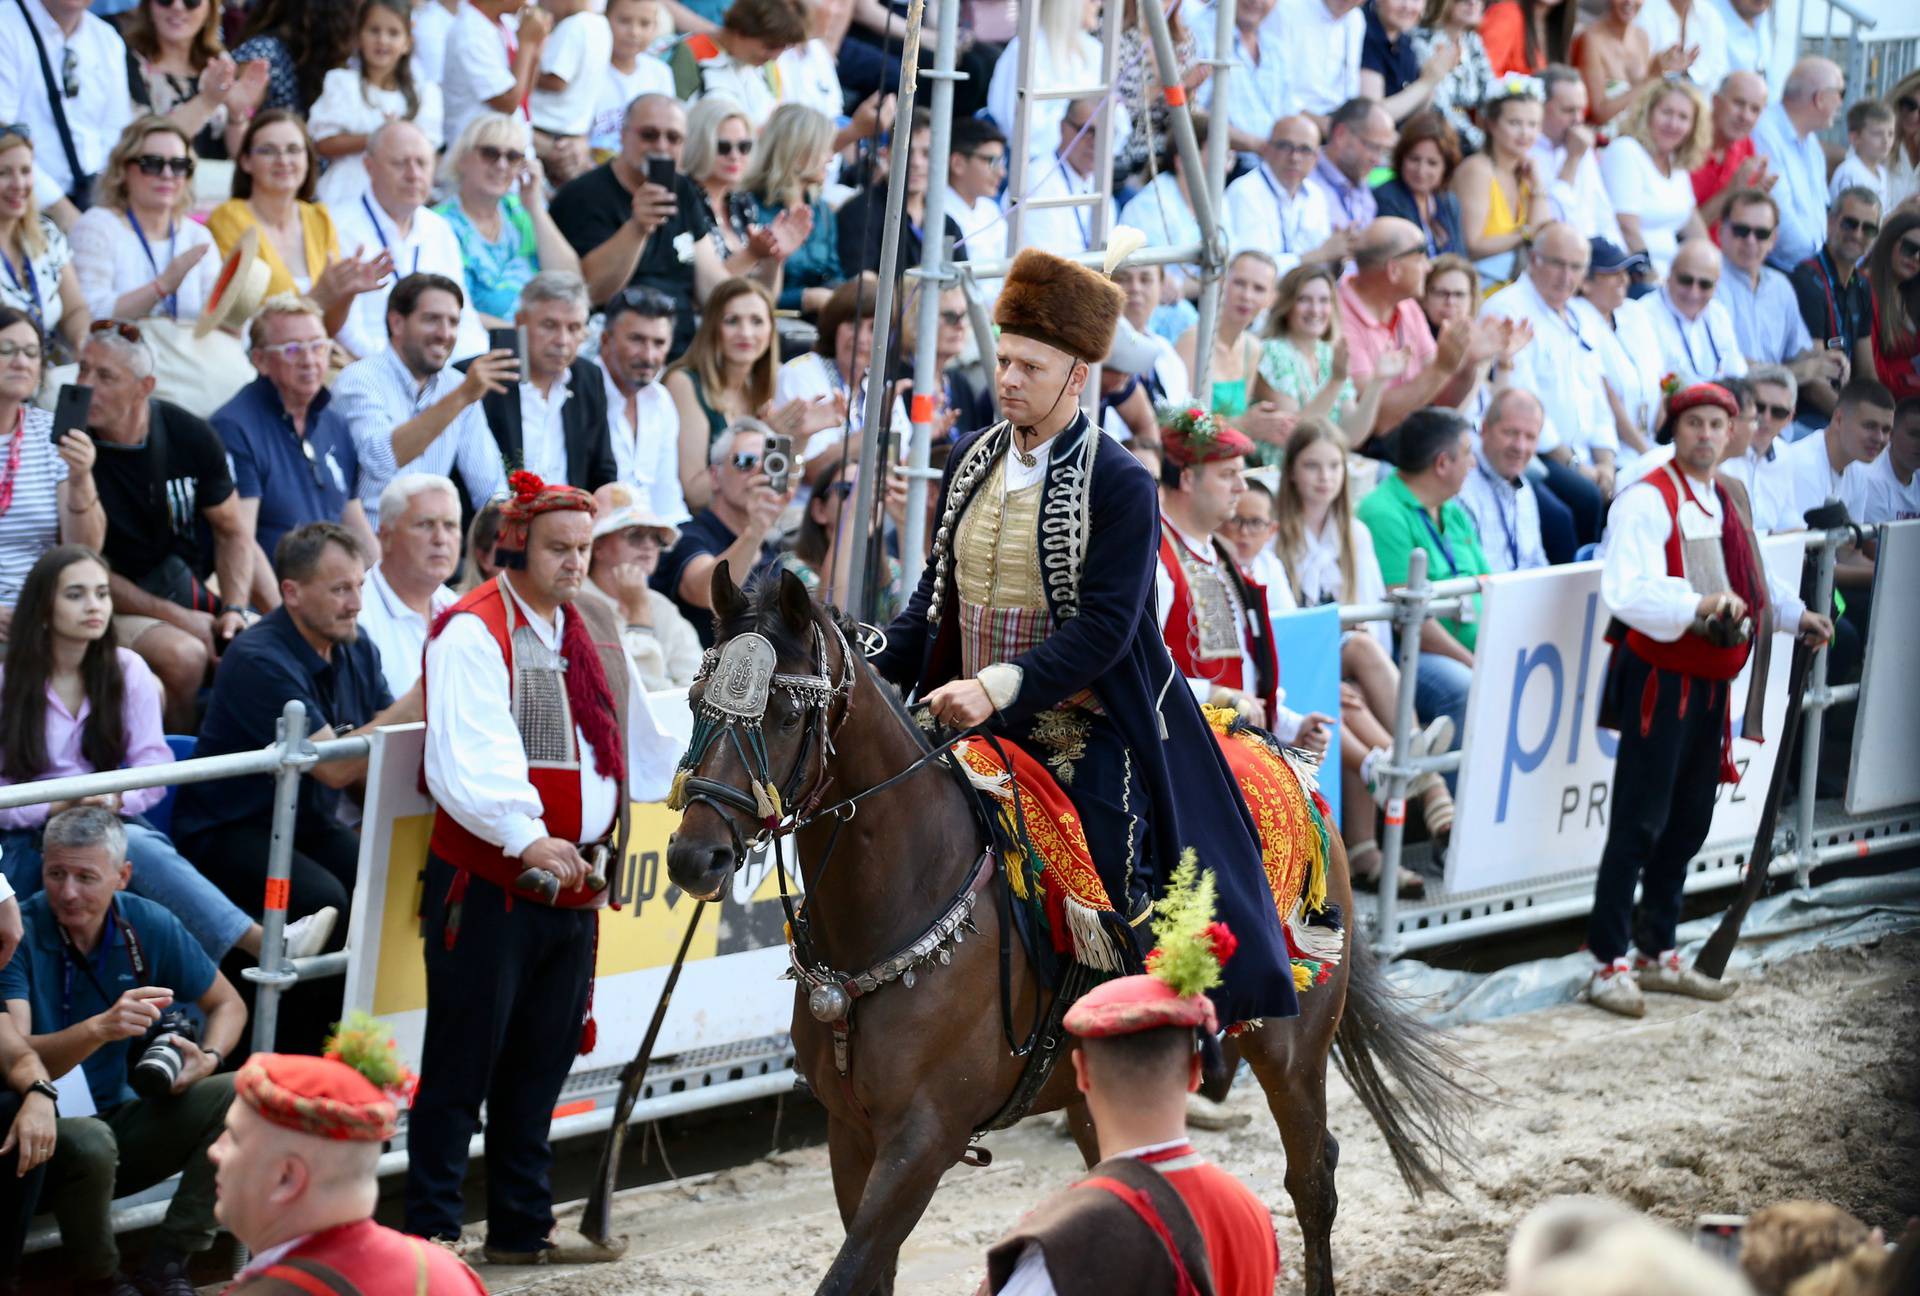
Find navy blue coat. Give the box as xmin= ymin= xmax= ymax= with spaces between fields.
xmin=874 ymin=415 xmax=1300 ymax=1026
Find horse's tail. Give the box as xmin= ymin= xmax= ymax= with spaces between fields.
xmin=1331 ymin=940 xmax=1479 ymax=1199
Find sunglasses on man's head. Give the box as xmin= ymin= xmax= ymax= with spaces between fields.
xmin=133 ymin=154 xmax=194 ymax=177
xmin=0 ymin=123 xmax=29 ymax=147
xmin=1726 ymin=221 xmax=1773 ymax=243
xmin=1837 ymin=215 xmax=1879 ymax=238
xmin=90 ymin=319 xmax=143 ymax=343
xmin=715 ymin=139 xmax=752 ymax=157
xmin=476 ymin=144 xmax=526 ymax=168
xmin=1674 ymin=273 xmax=1717 ymax=291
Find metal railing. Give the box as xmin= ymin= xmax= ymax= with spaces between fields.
xmin=1344 ymin=524 xmax=1877 ymax=957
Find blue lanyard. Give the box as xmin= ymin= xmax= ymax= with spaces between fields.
xmin=0 ymin=246 xmax=43 ymax=330
xmin=1666 ymin=299 xmax=1721 ymax=377
xmin=128 ymin=210 xmax=179 ymax=320
xmin=1476 ymin=464 xmax=1520 ymax=568
xmin=1814 ymin=249 xmax=1853 ymax=353
xmin=1258 ymin=167 xmax=1303 ymax=250
xmin=1560 ymin=304 xmax=1594 ymax=353
xmin=362 ymin=196 xmax=422 ymax=274
xmin=1415 ymin=503 xmax=1458 ymax=575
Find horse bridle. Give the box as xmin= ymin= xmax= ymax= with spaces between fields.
xmin=667 ymin=616 xmax=859 ymax=862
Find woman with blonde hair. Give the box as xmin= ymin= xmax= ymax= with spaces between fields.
xmin=1273 ymin=418 xmax=1452 ymax=890
xmin=685 ymin=97 xmax=761 ymax=268
xmin=1255 ymin=262 xmax=1400 ymax=461
xmin=121 ymin=0 xmax=265 ymax=158
xmin=1888 ymin=69 xmax=1920 ymax=209
xmin=985 ymin=0 xmax=1108 ymax=159
xmin=207 ymin=110 xmax=384 ymax=337
xmin=0 ymin=127 xmax=87 ymax=358
xmin=70 ymin=118 xmax=222 ymax=324
xmin=432 ymin=113 xmax=580 ymax=327
xmin=742 ymin=103 xmax=843 ymax=314
xmin=665 ymin=277 xmax=780 ymax=507
xmin=1452 ymin=74 xmax=1545 ymax=286
xmin=1174 ymin=249 xmax=1277 ymax=426
xmin=1599 ymin=77 xmax=1712 ymax=273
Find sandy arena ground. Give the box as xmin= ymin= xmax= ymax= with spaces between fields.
xmin=477 ymin=931 xmax=1920 ymax=1296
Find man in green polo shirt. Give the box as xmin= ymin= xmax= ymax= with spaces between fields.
xmin=1356 ymin=406 xmax=1489 ymax=759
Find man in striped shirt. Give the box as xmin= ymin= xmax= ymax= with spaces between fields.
xmin=333 ymin=273 xmax=516 ymax=529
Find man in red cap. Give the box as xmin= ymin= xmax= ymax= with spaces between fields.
xmin=1588 ymin=384 xmax=1833 ymax=1017
xmin=1154 ymin=409 xmax=1331 ymax=755
xmin=407 ymin=471 xmax=679 ymax=1260
xmin=213 ymin=1018 xmax=486 ymax=1293
xmin=982 ymin=858 xmax=1279 ymax=1295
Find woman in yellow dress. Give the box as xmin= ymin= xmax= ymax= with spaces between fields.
xmin=206 ymin=109 xmax=383 ymax=337
xmin=1452 ymin=74 xmax=1545 ymax=291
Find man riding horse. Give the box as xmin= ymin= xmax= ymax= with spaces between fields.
xmin=871 ymin=247 xmax=1300 ymax=1028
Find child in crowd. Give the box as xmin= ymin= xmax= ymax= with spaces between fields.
xmin=1830 ymin=100 xmax=1896 ymax=209
xmin=310 ymin=0 xmax=446 ymax=206
xmin=411 ymin=0 xmax=458 ymax=83
xmin=591 ymin=0 xmax=676 ymax=156
xmin=532 ymin=0 xmax=614 ymax=184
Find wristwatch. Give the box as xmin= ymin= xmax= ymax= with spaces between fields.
xmin=26 ymin=1080 xmax=57 ymax=1108
xmin=203 ymin=1049 xmax=223 ymax=1072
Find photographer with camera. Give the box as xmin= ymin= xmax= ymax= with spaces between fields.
xmin=653 ymin=419 xmax=800 ymax=646
xmin=0 ymin=807 xmax=243 ymax=1296
xmin=1587 ymin=384 xmax=1833 ymax=1020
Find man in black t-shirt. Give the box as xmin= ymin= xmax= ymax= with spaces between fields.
xmin=81 ymin=326 xmax=260 ymax=729
xmin=1790 ymin=187 xmax=1881 ymax=428
xmin=652 ymin=421 xmax=793 ymax=644
xmin=550 ymin=93 xmax=808 ymax=354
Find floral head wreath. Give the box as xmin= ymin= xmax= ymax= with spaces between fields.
xmin=1482 ymin=72 xmax=1545 ymax=108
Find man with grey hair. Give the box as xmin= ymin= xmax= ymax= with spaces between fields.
xmin=1752 ymin=57 xmax=1845 ymax=271
xmin=1 ymin=805 xmax=248 ymax=1296
xmin=1533 ymin=66 xmax=1624 ymax=244
xmin=465 ymin=270 xmax=617 ymax=490
xmin=80 ymin=325 xmax=258 ymax=730
xmin=333 ymin=120 xmax=487 ymax=363
xmin=1729 ymin=364 xmax=1803 ymax=533
xmin=214 ymin=295 xmax=379 ymax=573
xmin=652 ymin=420 xmax=796 ymax=645
xmin=1458 ymin=389 xmax=1552 ymax=572
xmin=356 ymin=474 xmax=463 ymax=694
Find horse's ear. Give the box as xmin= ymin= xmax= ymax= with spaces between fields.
xmin=709 ymin=560 xmax=746 ymax=627
xmin=777 ymin=567 xmax=814 ymax=632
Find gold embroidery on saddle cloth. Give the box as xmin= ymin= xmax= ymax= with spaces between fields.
xmin=1028 ymin=707 xmax=1089 ymax=786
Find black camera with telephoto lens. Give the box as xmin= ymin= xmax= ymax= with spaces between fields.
xmin=129 ymin=1008 xmax=201 ymax=1099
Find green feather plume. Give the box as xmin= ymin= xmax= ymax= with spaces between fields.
xmin=1145 ymin=849 xmax=1224 ymax=999
xmin=324 ymin=1011 xmax=410 ymax=1091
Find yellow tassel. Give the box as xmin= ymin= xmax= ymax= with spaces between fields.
xmin=767 ymin=784 xmax=784 ymax=818
xmin=666 ymin=769 xmax=690 ymax=811
xmin=1293 ymin=962 xmax=1311 ymax=992
xmin=753 ymin=781 xmax=777 ymax=820
xmin=1200 ymin=704 xmax=1237 ymax=735
xmin=1305 ymin=828 xmax=1328 ymax=915
xmin=1001 ymin=808 xmax=1032 ymax=899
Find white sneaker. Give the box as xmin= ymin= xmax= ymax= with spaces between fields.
xmin=1634 ymin=950 xmax=1735 ymax=1001
xmin=1586 ymin=962 xmax=1645 ymax=1018
xmin=281 ymin=907 xmax=338 ymax=961
xmin=1415 ymin=715 xmax=1455 ymax=757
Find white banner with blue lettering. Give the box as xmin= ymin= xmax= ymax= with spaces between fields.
xmin=1446 ymin=537 xmax=1802 ymax=895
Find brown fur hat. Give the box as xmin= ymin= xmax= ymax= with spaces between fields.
xmin=993 ymin=248 xmax=1126 ymax=365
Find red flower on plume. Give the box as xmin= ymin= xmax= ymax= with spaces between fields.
xmin=1186 ymin=407 xmax=1203 ymax=419
xmin=507 ymin=469 xmax=548 ymax=502
xmin=1145 ymin=948 xmax=1166 ymax=974
xmin=1205 ymin=922 xmax=1237 ymax=967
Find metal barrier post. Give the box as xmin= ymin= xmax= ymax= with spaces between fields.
xmin=1791 ymin=523 xmax=1843 ymax=888
xmin=1373 ymin=549 xmax=1432 ymax=956
xmin=244 ymin=700 xmax=313 ymax=1056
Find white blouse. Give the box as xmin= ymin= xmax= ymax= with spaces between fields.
xmin=1283 ymin=511 xmax=1391 ymax=652
xmin=1597 ymin=136 xmax=1697 ymax=275
xmin=0 ymin=217 xmax=72 ymax=337
xmin=309 ymin=67 xmax=447 ymax=208
xmin=69 ymin=207 xmax=220 ymax=322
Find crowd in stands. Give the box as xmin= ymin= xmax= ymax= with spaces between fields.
xmin=0 ymin=0 xmax=1912 ymax=1278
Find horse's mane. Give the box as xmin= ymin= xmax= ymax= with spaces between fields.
xmin=718 ymin=572 xmax=932 ymax=757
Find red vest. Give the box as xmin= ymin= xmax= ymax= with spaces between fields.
xmin=224 ymin=1219 xmax=488 ymax=1295
xmin=1622 ymin=468 xmax=1755 ymax=682
xmin=1157 ymin=526 xmax=1279 ymax=718
xmin=423 ymin=580 xmax=600 ymax=909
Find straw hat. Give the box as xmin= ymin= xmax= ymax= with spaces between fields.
xmin=590 ymin=481 xmax=681 ymax=546
xmin=194 ymin=227 xmax=273 ymax=339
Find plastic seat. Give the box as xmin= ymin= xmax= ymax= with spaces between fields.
xmin=143 ymin=735 xmax=198 ymax=837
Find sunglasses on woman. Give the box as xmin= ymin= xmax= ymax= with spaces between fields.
xmin=152 ymin=0 xmax=207 ymax=9
xmin=476 ymin=145 xmax=527 ymax=168
xmin=133 ymin=154 xmax=195 ymax=177
xmin=715 ymin=139 xmax=752 ymax=158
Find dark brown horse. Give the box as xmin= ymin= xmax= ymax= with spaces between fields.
xmin=667 ymin=567 xmax=1470 ymax=1296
